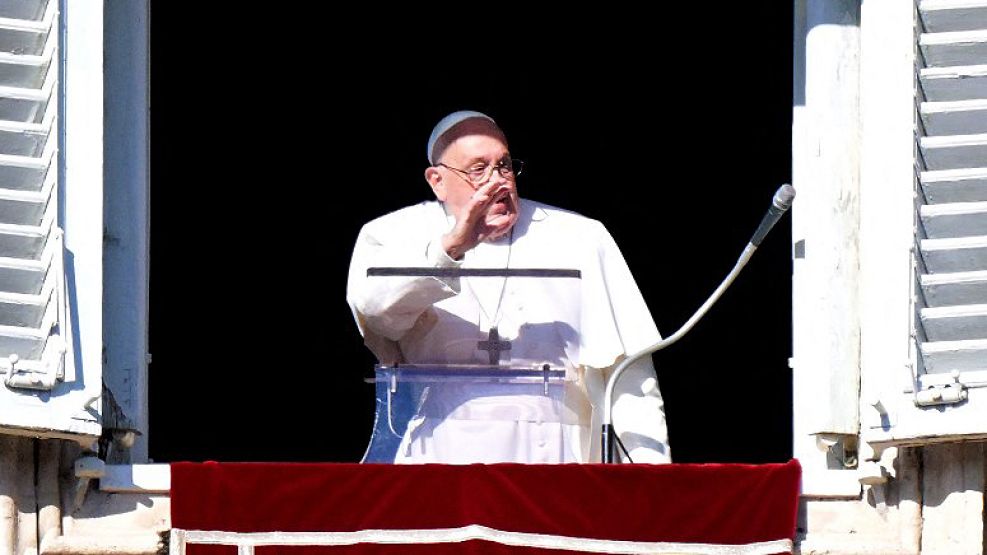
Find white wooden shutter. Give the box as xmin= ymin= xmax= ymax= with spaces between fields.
xmin=883 ymin=0 xmax=987 ymax=443
xmin=0 ymin=0 xmax=99 ymax=440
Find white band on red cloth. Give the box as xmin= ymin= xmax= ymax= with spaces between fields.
xmin=173 ymin=526 xmax=792 ymax=555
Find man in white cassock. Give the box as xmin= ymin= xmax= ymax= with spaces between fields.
xmin=347 ymin=111 xmax=670 ymax=464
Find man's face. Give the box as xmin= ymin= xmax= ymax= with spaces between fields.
xmin=429 ymin=121 xmax=520 ymax=239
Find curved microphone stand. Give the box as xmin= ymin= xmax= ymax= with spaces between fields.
xmin=601 ymin=184 xmax=795 ymax=463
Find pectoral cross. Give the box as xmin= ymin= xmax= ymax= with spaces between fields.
xmin=477 ymin=327 xmax=511 ymax=365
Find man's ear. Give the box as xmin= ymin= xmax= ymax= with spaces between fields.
xmin=424 ymin=167 xmax=447 ymax=201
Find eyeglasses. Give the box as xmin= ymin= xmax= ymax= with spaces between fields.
xmin=437 ymin=158 xmax=524 ymax=186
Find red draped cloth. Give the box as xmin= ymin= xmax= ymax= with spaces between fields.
xmin=170 ymin=460 xmax=801 ymax=554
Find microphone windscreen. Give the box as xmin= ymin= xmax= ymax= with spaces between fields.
xmin=773 ymin=183 xmax=796 ymax=210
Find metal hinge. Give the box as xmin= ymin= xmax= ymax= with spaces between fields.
xmin=914 ymin=374 xmax=968 ymax=407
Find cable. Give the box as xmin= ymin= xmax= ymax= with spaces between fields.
xmin=614 ymin=432 xmax=634 ymax=464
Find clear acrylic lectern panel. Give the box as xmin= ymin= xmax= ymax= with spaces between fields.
xmin=362 ymin=364 xmax=573 ymax=463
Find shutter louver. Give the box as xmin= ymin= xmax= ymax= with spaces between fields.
xmin=0 ymin=0 xmax=64 ymax=391
xmin=915 ymin=0 xmax=987 ymax=407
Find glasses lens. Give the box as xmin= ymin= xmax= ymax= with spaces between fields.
xmin=492 ymin=159 xmax=519 ymax=179
xmin=467 ymin=167 xmax=488 ymax=184
xmin=458 ymin=159 xmax=524 ymax=184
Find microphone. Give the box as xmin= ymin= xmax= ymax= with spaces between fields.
xmin=601 ymin=183 xmax=796 ymax=463
xmin=749 ymin=184 xmax=795 ymax=247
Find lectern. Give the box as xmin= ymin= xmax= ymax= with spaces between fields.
xmin=362 ymin=267 xmax=582 ymax=464
xmin=363 ymin=364 xmax=570 ymax=463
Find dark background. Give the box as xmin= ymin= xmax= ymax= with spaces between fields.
xmin=148 ymin=7 xmax=794 ymax=463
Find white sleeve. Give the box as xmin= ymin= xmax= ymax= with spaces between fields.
xmin=607 ymin=356 xmax=671 ymax=464
xmin=346 ymin=222 xmax=462 ymax=342
xmin=590 ymin=221 xmax=670 ymax=463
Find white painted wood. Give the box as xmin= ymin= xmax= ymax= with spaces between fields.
xmin=0 ymin=0 xmax=102 ymax=440
xmin=793 ymin=0 xmax=863 ymax=496
xmin=0 ymin=18 xmax=48 ymax=58
xmin=921 ymin=168 xmax=987 ymax=203
xmin=0 ymin=152 xmax=49 ymax=190
xmin=869 ymin=395 xmax=987 ymax=450
xmin=922 ymin=270 xmax=987 ymax=305
xmin=0 ymin=289 xmax=47 ymax=327
xmin=921 ymin=65 xmax=987 ymax=101
xmin=920 ymin=338 xmax=987 ymax=373
xmin=920 ymin=303 xmax=987 ymax=340
xmin=0 ymin=86 xmax=48 ymax=122
xmin=921 ymin=1 xmax=987 ymax=32
xmin=921 ymin=30 xmax=987 ymax=67
xmin=921 ymin=201 xmax=987 ymax=237
xmin=103 ymin=0 xmax=150 ymax=462
xmin=52 ymin=0 xmax=103 ymax=437
xmin=921 ymin=235 xmax=987 ymax=272
xmin=98 ymin=464 xmax=170 ymax=494
xmin=0 ymin=0 xmax=47 ymax=22
xmin=820 ymin=1 xmax=987 ymax=549
xmin=0 ymin=28 xmax=58 ymax=386
xmin=855 ymin=0 xmax=923 ymax=451
xmin=170 ymin=530 xmax=187 ymax=555
xmin=0 ymin=169 xmax=57 ymax=232
xmin=917 ymin=367 xmax=987 ymax=387
xmin=0 ymin=83 xmax=48 ymax=101
xmin=0 ymin=256 xmax=44 ymax=294
xmin=0 ymin=189 xmax=46 ymax=226
xmin=0 ymin=324 xmax=44 ymax=357
xmin=0 ymin=119 xmax=48 ymax=157
xmin=0 ymin=16 xmax=48 ymax=32
xmin=0 ymin=51 xmax=50 ymax=89
xmin=0 ymin=222 xmax=46 ymax=259
xmin=913 ymin=27 xmax=987 ymax=443
xmin=921 ymin=134 xmax=987 ymax=171
xmin=852 ymin=0 xmax=987 ymax=450
xmin=0 ymin=129 xmax=46 ymax=157
xmin=921 ymin=99 xmax=987 ymax=135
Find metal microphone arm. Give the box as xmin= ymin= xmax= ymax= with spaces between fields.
xmin=601 ymin=184 xmax=794 ymax=463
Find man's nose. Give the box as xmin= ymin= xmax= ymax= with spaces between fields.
xmin=488 ymin=168 xmax=512 ymax=187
